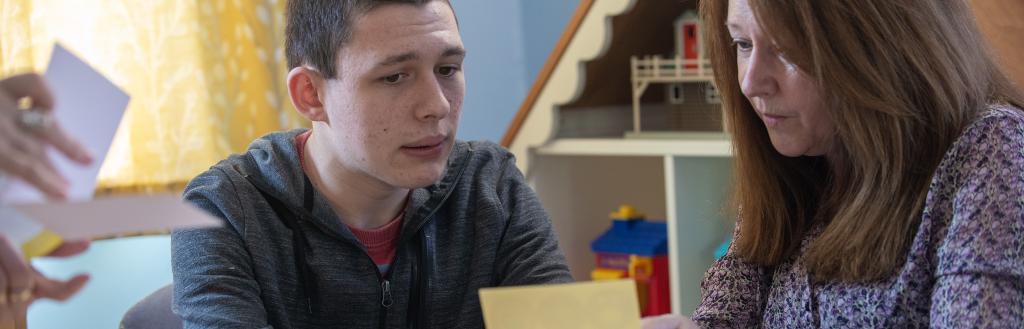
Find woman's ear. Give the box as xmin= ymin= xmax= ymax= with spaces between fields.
xmin=287 ymin=66 xmax=328 ymax=122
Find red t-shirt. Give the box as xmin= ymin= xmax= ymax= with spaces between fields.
xmin=296 ymin=130 xmax=403 ymax=275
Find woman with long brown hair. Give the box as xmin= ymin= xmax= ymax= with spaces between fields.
xmin=644 ymin=0 xmax=1024 ymax=327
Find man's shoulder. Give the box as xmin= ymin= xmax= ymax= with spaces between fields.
xmin=184 ymin=128 xmax=307 ymax=199
xmin=453 ymin=139 xmax=515 ymax=169
xmin=458 ymin=139 xmax=510 ymax=156
xmin=181 ymin=155 xmax=259 ymax=219
xmin=445 ymin=140 xmax=522 ymax=189
xmin=444 ymin=140 xmax=530 ymax=207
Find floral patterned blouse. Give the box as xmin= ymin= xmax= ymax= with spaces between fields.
xmin=692 ymin=105 xmax=1024 ymax=328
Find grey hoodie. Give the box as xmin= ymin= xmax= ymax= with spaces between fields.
xmin=172 ymin=129 xmax=572 ymax=329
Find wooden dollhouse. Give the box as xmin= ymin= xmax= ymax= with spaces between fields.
xmin=502 ymin=0 xmax=732 ymax=315
xmin=502 ymin=0 xmax=1023 ymax=316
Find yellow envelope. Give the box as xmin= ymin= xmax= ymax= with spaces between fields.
xmin=479 ymin=279 xmax=642 ymax=329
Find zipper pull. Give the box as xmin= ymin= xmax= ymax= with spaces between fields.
xmin=381 ymin=279 xmax=394 ymax=308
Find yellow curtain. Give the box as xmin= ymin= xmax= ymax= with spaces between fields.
xmin=0 ymin=0 xmax=307 ymax=194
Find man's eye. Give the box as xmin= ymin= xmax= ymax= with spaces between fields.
xmin=383 ymin=73 xmax=406 ymax=84
xmin=438 ymin=65 xmax=460 ymax=77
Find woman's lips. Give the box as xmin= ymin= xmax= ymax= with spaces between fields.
xmin=759 ymin=112 xmax=789 ymax=128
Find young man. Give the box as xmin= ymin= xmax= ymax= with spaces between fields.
xmin=171 ymin=0 xmax=572 ymax=328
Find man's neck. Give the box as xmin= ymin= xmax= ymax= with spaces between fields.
xmin=302 ymin=129 xmax=409 ymax=230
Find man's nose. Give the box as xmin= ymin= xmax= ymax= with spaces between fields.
xmin=414 ymin=77 xmax=450 ymax=121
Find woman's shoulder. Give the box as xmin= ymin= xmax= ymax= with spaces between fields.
xmin=938 ymin=104 xmax=1024 ymax=176
xmin=971 ymin=104 xmax=1024 ymax=130
xmin=929 ymin=104 xmax=1024 ymax=278
xmin=960 ymin=104 xmax=1024 ymax=147
xmin=926 ymin=103 xmax=1024 ymax=233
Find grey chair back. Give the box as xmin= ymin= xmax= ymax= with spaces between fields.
xmin=120 ymin=284 xmax=182 ymax=329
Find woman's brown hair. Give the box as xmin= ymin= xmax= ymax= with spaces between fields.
xmin=700 ymin=0 xmax=1024 ymax=281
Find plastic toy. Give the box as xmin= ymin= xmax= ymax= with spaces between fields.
xmin=590 ymin=205 xmax=671 ymax=316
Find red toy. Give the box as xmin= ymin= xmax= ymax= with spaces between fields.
xmin=591 ymin=205 xmax=671 ymax=316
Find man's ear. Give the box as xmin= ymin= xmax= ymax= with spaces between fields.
xmin=287 ymin=66 xmax=328 ymax=122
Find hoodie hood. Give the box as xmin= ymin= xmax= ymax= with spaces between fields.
xmin=213 ymin=128 xmax=472 ymax=245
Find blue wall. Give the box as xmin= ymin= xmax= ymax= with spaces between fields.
xmin=449 ymin=0 xmax=579 ymax=143
xmin=449 ymin=0 xmax=529 ymax=143
xmin=27 ymin=1 xmax=580 ymax=328
xmin=519 ymin=0 xmax=581 ymax=92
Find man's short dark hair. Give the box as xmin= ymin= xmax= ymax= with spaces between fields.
xmin=285 ymin=0 xmax=451 ymax=79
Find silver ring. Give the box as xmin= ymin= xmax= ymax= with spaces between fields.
xmin=15 ymin=109 xmax=52 ymax=134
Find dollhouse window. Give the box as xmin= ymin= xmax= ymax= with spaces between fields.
xmin=667 ymin=84 xmax=685 ymax=104
xmin=703 ymin=83 xmax=720 ymax=104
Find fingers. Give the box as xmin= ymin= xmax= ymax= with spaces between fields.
xmin=2 ymin=119 xmax=56 ymax=177
xmin=0 ymin=236 xmax=32 ymax=329
xmin=0 ymin=71 xmax=92 ymax=180
xmin=0 ymin=73 xmax=54 ymax=111
xmin=10 ymin=298 xmax=26 ymax=329
xmin=45 ymin=240 xmax=90 ymax=258
xmin=11 ymin=309 xmax=23 ymax=327
xmin=0 ymin=145 xmax=68 ymax=199
xmin=0 ymin=73 xmax=81 ymax=198
xmin=32 ymin=272 xmax=88 ymax=302
xmin=41 ymin=122 xmax=93 ymax=165
xmin=0 ymin=110 xmax=46 ymax=163
xmin=0 ymin=238 xmax=32 ymax=300
xmin=0 ymin=250 xmax=9 ymax=329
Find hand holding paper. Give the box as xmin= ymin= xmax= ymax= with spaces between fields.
xmin=0 ymin=44 xmax=220 ymax=258
xmin=0 ymin=73 xmax=94 ymax=200
xmin=1 ymin=43 xmax=128 ymax=204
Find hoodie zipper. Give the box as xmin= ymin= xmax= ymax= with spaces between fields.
xmin=375 ymin=251 xmax=396 ymax=329
xmin=381 ymin=279 xmax=394 ymax=308
xmin=240 ymin=143 xmax=473 ymax=328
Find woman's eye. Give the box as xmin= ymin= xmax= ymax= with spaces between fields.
xmin=732 ymin=39 xmax=753 ymax=52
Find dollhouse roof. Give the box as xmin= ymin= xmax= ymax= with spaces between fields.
xmin=591 ymin=219 xmax=668 ymax=256
xmin=499 ymin=0 xmax=702 ymax=172
xmin=501 ymin=0 xmax=1023 ymax=174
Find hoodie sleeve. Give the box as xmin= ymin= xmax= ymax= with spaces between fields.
xmin=172 ymin=169 xmax=274 ymax=329
xmin=492 ymin=152 xmax=574 ymax=286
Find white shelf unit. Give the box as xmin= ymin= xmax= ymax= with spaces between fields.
xmin=527 ymin=139 xmax=734 ymax=314
xmin=536 ymin=137 xmax=730 ymax=157
xmin=505 ymin=0 xmax=734 ymax=315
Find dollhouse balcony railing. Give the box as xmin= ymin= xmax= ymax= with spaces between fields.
xmin=629 ymin=56 xmax=716 ymax=133
xmin=630 ymin=56 xmax=714 ymax=82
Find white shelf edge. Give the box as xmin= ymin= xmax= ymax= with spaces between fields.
xmin=663 ymin=155 xmax=683 ymax=315
xmin=535 ymin=138 xmax=733 ymax=157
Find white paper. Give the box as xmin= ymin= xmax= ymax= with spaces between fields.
xmin=0 ymin=44 xmax=221 ymax=242
xmin=13 ymin=194 xmax=221 ymax=241
xmin=0 ymin=207 xmax=47 ymax=247
xmin=1 ymin=43 xmax=130 ymax=204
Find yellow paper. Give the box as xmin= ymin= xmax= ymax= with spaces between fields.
xmin=0 ymin=207 xmax=64 ymax=258
xmin=21 ymin=229 xmax=64 ymax=259
xmin=479 ymin=279 xmax=642 ymax=329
